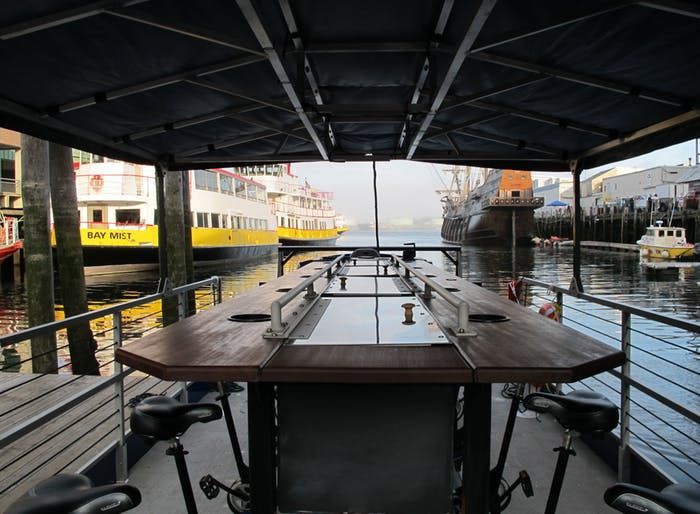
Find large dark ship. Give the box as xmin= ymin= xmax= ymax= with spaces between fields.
xmin=440 ymin=167 xmax=543 ymax=246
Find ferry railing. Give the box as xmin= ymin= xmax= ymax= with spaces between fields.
xmin=0 ymin=276 xmax=222 ymax=502
xmin=520 ymin=276 xmax=700 ymax=485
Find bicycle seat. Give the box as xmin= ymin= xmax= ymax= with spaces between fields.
xmin=130 ymin=395 xmax=222 ymax=441
xmin=605 ymin=482 xmax=700 ymax=514
xmin=5 ymin=473 xmax=140 ymax=514
xmin=523 ymin=390 xmax=618 ymax=433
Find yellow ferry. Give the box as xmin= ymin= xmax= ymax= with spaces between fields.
xmin=233 ymin=163 xmax=341 ymax=245
xmin=51 ymin=158 xmax=278 ymax=265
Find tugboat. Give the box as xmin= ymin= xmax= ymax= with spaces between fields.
xmin=440 ymin=167 xmax=544 ymax=246
xmin=637 ymin=221 xmax=695 ymax=260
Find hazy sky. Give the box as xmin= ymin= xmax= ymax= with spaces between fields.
xmin=293 ymin=139 xmax=699 ymax=224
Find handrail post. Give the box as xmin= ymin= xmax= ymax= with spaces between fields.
xmin=113 ymin=312 xmax=127 ymax=483
xmin=277 ymin=249 xmax=285 ymax=277
xmin=618 ymin=310 xmax=632 ymax=482
xmin=210 ymin=276 xmax=222 ymax=305
xmin=271 ymin=300 xmax=283 ymax=333
xmin=556 ymin=291 xmax=564 ymax=324
xmin=176 ymin=290 xmax=188 ymax=402
xmin=456 ymin=249 xmax=462 ymax=277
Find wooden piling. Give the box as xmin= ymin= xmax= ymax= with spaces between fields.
xmin=49 ymin=143 xmax=99 ymax=375
xmin=162 ymin=168 xmax=188 ymax=326
xmin=20 ymin=135 xmax=56 ymax=373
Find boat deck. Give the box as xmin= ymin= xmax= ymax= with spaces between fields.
xmin=127 ymin=385 xmax=618 ymax=513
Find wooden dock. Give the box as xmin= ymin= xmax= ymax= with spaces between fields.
xmin=581 ymin=241 xmax=639 ymax=253
xmin=0 ymin=371 xmax=177 ymax=510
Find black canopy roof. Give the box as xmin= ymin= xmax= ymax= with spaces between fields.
xmin=1 ymin=1 xmax=699 ymax=171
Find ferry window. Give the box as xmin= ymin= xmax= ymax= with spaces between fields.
xmin=220 ymin=175 xmax=233 ymax=195
xmin=511 ymin=191 xmax=520 ymax=197
xmin=116 ymin=209 xmax=140 ymax=224
xmin=262 ymin=220 xmax=267 ymax=230
xmin=211 ymin=213 xmax=220 ymax=228
xmin=248 ymin=184 xmax=257 ymax=202
xmin=235 ymin=179 xmax=246 ymax=198
xmin=222 ymin=215 xmax=228 ymax=228
xmin=196 ymin=212 xmax=209 ymax=227
xmin=194 ymin=170 xmax=218 ymax=191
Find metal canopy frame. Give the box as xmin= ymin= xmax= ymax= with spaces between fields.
xmin=0 ymin=1 xmax=698 ymax=171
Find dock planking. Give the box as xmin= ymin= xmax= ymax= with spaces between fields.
xmin=0 ymin=371 xmax=178 ymax=510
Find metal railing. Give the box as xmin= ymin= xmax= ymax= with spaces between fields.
xmin=267 ymin=255 xmax=345 ymax=337
xmin=520 ymin=277 xmax=700 ymax=485
xmin=392 ymin=256 xmax=475 ymax=336
xmin=0 ymin=276 xmax=222 ymax=497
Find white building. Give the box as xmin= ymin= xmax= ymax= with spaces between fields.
xmin=601 ymin=165 xmax=700 ymax=208
xmin=533 ymin=177 xmax=573 ymax=216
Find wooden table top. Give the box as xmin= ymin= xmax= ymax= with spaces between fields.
xmin=115 ymin=256 xmax=625 ymax=384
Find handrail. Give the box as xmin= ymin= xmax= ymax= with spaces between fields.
xmin=0 ymin=276 xmax=222 ymax=347
xmin=269 ymin=255 xmax=344 ymax=334
xmin=0 ymin=369 xmax=134 ymax=450
xmin=0 ymin=275 xmax=223 ymax=488
xmin=520 ymin=276 xmax=699 ymax=483
xmin=522 ymin=277 xmax=700 ymax=334
xmin=392 ymin=256 xmax=475 ymax=336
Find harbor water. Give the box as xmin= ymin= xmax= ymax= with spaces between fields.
xmin=0 ymin=229 xmax=698 ymax=483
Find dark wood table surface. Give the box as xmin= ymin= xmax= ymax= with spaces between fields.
xmin=116 ymin=259 xmax=625 ymax=384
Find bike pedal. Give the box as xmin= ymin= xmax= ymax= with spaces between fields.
xmin=199 ymin=475 xmax=220 ymax=499
xmin=519 ymin=470 xmax=534 ymax=497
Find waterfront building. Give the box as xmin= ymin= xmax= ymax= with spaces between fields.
xmin=601 ymin=164 xmax=700 ymax=209
xmin=579 ymin=167 xmax=640 ymax=211
xmin=534 ymin=177 xmax=573 ymax=216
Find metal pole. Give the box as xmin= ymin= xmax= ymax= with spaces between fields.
xmin=155 ymin=164 xmax=168 ymax=289
xmin=570 ymin=161 xmax=584 ymax=293
xmin=456 ymin=248 xmax=462 ymax=277
xmin=113 ymin=312 xmax=127 ymax=482
xmin=618 ymin=310 xmax=632 ymax=481
xmin=277 ymin=249 xmax=284 ymax=277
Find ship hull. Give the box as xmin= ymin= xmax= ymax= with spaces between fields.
xmin=80 ymin=243 xmax=277 ymax=266
xmin=441 ymin=209 xmax=536 ymax=246
xmin=277 ymin=227 xmax=339 ymax=246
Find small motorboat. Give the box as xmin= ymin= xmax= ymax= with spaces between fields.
xmin=637 ymin=221 xmax=695 ymax=260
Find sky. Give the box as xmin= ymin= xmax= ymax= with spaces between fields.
xmin=293 ymin=139 xmax=699 ymax=224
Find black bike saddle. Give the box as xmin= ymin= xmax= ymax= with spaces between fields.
xmin=5 ymin=474 xmax=141 ymax=514
xmin=523 ymin=390 xmax=618 ymax=433
xmin=605 ymin=482 xmax=700 ymax=514
xmin=130 ymin=395 xmax=222 ymax=441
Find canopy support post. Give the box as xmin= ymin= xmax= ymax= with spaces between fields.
xmin=155 ymin=164 xmax=168 ymax=291
xmin=570 ymin=160 xmax=584 ymax=294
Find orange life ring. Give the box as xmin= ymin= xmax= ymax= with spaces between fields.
xmin=89 ymin=174 xmax=104 ymax=191
xmin=538 ymin=302 xmax=560 ymax=321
